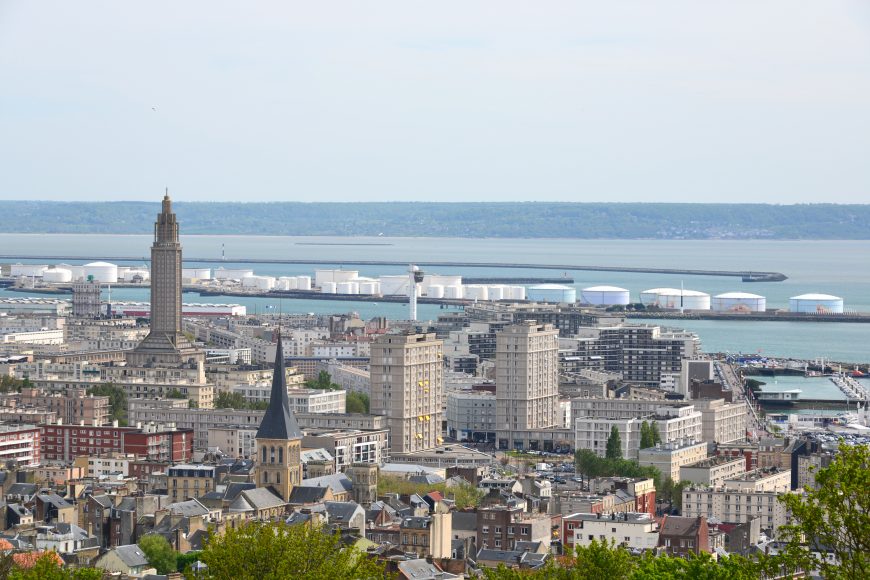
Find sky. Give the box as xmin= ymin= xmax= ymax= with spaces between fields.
xmin=1 ymin=1 xmax=869 ymax=204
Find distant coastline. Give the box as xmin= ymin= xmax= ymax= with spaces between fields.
xmin=2 ymin=200 xmax=870 ymax=239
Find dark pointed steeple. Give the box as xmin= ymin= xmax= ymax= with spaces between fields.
xmin=256 ymin=333 xmax=302 ymax=439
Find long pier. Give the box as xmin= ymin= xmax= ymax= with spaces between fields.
xmin=0 ymin=255 xmax=787 ymax=281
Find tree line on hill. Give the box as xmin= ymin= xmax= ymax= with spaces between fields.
xmin=2 ymin=201 xmax=870 ymax=239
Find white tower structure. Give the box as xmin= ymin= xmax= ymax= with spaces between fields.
xmin=409 ymin=264 xmax=424 ymax=321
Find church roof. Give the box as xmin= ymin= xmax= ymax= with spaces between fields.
xmin=256 ymin=334 xmax=303 ymax=440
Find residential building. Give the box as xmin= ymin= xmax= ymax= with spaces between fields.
xmin=658 ymin=515 xmax=710 ymax=555
xmin=232 ymin=385 xmax=345 ymax=414
xmin=370 ymin=332 xmax=443 ymax=454
xmin=495 ymin=322 xmax=559 ymax=451
xmin=0 ymin=424 xmax=41 ymax=466
xmin=446 ymin=390 xmax=497 ymax=443
xmin=694 ymin=398 xmax=747 ymax=444
xmin=562 ymin=512 xmax=659 ymax=550
xmin=477 ymin=505 xmax=552 ymax=551
xmin=679 ymin=456 xmax=746 ymax=487
xmin=301 ymin=428 xmax=388 ymax=472
xmin=638 ymin=440 xmax=708 ymax=483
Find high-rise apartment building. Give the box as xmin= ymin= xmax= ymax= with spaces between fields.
xmin=370 ymin=332 xmax=443 ymax=454
xmin=495 ymin=321 xmax=559 ymax=450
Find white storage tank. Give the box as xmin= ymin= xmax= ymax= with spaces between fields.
xmin=315 ymin=269 xmax=359 ymax=287
xmin=277 ymin=277 xmax=298 ymax=291
xmin=379 ymin=275 xmax=409 ymax=296
xmin=445 ymin=285 xmax=464 ymax=299
xmin=321 ymin=281 xmax=337 ymax=294
xmin=117 ymin=266 xmax=131 ymax=280
xmin=422 ymin=274 xmax=462 ymax=291
xmin=83 ymin=262 xmax=119 ymax=283
xmin=11 ymin=264 xmax=49 ymax=277
xmin=426 ymin=284 xmax=445 ymax=299
xmin=337 ymin=281 xmax=359 ymax=295
xmin=640 ymin=288 xmax=711 ymax=310
xmin=296 ymin=276 xmax=312 ymax=291
xmin=241 ymin=275 xmax=275 ymax=291
xmin=487 ymin=285 xmax=505 ymax=300
xmin=58 ymin=264 xmax=85 ymax=281
xmin=510 ymin=286 xmax=526 ymax=300
xmin=123 ymin=269 xmax=150 ymax=282
xmin=789 ymin=293 xmax=843 ymax=314
xmin=464 ymin=285 xmax=489 ymax=301
xmin=182 ymin=268 xmax=212 ymax=280
xmin=42 ymin=268 xmax=72 ymax=283
xmin=527 ymin=284 xmax=576 ymax=303
xmin=712 ymin=292 xmax=766 ymax=313
xmin=359 ymin=281 xmax=380 ymax=295
xmin=581 ymin=285 xmax=630 ymax=306
xmin=214 ymin=267 xmax=254 ymax=280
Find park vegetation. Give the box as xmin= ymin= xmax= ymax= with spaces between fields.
xmin=377 ymin=474 xmax=484 ymax=510
xmin=86 ymin=383 xmax=128 ymax=425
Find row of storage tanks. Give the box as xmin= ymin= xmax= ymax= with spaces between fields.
xmin=11 ymin=262 xmax=149 ymax=284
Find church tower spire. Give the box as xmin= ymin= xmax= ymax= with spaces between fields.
xmin=254 ymin=334 xmax=303 ymax=501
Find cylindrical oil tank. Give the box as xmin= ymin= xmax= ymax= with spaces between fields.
xmin=296 ymin=276 xmax=312 ymax=290
xmin=527 ymin=284 xmax=576 ymax=303
xmin=427 ymin=284 xmax=445 ymax=298
xmin=58 ymin=264 xmax=85 ymax=280
xmin=83 ymin=262 xmax=119 ymax=283
xmin=640 ymin=288 xmax=710 ymax=310
xmin=42 ymin=268 xmax=72 ymax=283
xmin=11 ymin=264 xmax=49 ymax=277
xmin=581 ymin=285 xmax=630 ymax=306
xmin=464 ymin=285 xmax=489 ymax=301
xmin=242 ymin=275 xmax=275 ymax=291
xmin=359 ymin=281 xmax=379 ymax=295
xmin=422 ymin=274 xmax=462 ymax=291
xmin=337 ymin=281 xmax=359 ymax=295
xmin=379 ymin=275 xmax=408 ymax=296
xmin=274 ymin=278 xmax=290 ymax=291
xmin=182 ymin=268 xmax=212 ymax=280
xmin=321 ymin=281 xmax=337 ymax=294
xmin=123 ymin=269 xmax=150 ymax=282
xmin=510 ymin=286 xmax=526 ymax=300
xmin=789 ymin=293 xmax=843 ymax=314
xmin=117 ymin=267 xmax=131 ymax=280
xmin=487 ymin=285 xmax=505 ymax=300
xmin=214 ymin=267 xmax=254 ymax=280
xmin=445 ymin=285 xmax=464 ymax=299
xmin=315 ymin=269 xmax=359 ymax=287
xmin=712 ymin=292 xmax=766 ymax=313
xmin=278 ymin=277 xmax=298 ymax=290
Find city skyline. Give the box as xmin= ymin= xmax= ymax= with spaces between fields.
xmin=1 ymin=1 xmax=868 ymax=204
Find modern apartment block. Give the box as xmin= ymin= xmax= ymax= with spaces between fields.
xmin=370 ymin=332 xmax=443 ymax=454
xmin=638 ymin=440 xmax=708 ymax=483
xmin=446 ymin=390 xmax=497 ymax=443
xmin=495 ymin=322 xmax=559 ymax=450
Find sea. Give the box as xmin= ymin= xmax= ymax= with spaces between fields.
xmin=1 ymin=234 xmax=869 ymax=366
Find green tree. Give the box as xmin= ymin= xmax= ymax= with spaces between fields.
xmin=774 ymin=443 xmax=870 ymax=579
xmin=305 ymin=371 xmax=341 ymax=391
xmin=87 ymin=383 xmax=127 ymax=425
xmin=176 ymin=551 xmax=203 ymax=573
xmin=660 ymin=476 xmax=674 ymax=504
xmin=650 ymin=422 xmax=661 ymax=445
xmin=345 ymin=391 xmax=369 ymax=414
xmin=193 ymin=521 xmax=388 ymax=579
xmin=166 ymin=388 xmax=186 ymax=399
xmin=7 ymin=552 xmax=102 ymax=580
xmin=139 ymin=533 xmax=178 ymax=575
xmin=215 ymin=391 xmax=248 ymax=409
xmin=639 ymin=421 xmax=652 ymax=450
xmin=605 ymin=426 xmax=623 ymax=460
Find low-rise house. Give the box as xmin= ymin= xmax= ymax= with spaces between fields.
xmin=94 ymin=543 xmax=156 ymax=577
xmin=562 ymin=512 xmax=659 ymax=551
xmin=324 ymin=501 xmax=365 ymax=537
xmin=228 ymin=488 xmax=288 ymax=520
xmin=658 ymin=515 xmax=710 ymax=556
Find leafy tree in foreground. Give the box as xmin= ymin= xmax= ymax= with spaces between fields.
xmin=7 ymin=552 xmax=102 ymax=580
xmin=193 ymin=521 xmax=388 ymax=580
xmin=139 ymin=533 xmax=177 ymax=575
xmin=605 ymin=426 xmax=623 ymax=460
xmin=774 ymin=443 xmax=870 ymax=579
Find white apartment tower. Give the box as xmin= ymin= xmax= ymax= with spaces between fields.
xmin=370 ymin=332 xmax=444 ymax=454
xmin=496 ymin=321 xmax=559 ymax=449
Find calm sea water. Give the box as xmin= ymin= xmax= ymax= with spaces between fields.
xmin=1 ymin=234 xmax=869 ymax=363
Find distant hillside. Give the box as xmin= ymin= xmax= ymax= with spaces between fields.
xmin=1 ymin=201 xmax=868 ymax=239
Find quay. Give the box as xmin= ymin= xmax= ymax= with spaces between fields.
xmin=0 ymin=255 xmax=787 ymax=281
xmin=626 ymin=311 xmax=870 ymax=323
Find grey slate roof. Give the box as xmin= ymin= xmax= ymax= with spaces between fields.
xmin=6 ymin=483 xmax=37 ymax=497
xmin=324 ymin=501 xmax=360 ymax=523
xmin=396 ymin=559 xmax=459 ymax=580
xmin=451 ymin=511 xmax=477 ymax=531
xmin=38 ymin=493 xmax=73 ymax=509
xmin=240 ymin=488 xmax=286 ymax=510
xmin=256 ymin=334 xmax=303 ymax=440
xmin=113 ymin=543 xmax=150 ymax=568
xmin=166 ymin=499 xmax=209 ymax=517
xmin=408 ymin=473 xmax=445 ymax=485
xmin=288 ymin=485 xmax=330 ymax=505
xmin=303 ymin=473 xmax=353 ymax=496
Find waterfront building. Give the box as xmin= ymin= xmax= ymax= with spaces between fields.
xmin=495 ymin=322 xmax=560 ymax=451
xmin=370 ymin=332 xmax=443 ymax=454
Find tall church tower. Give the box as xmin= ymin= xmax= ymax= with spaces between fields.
xmin=254 ymin=334 xmax=303 ymax=501
xmin=127 ymin=191 xmax=203 ymax=367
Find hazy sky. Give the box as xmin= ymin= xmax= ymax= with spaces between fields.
xmin=1 ymin=1 xmax=869 ymax=203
